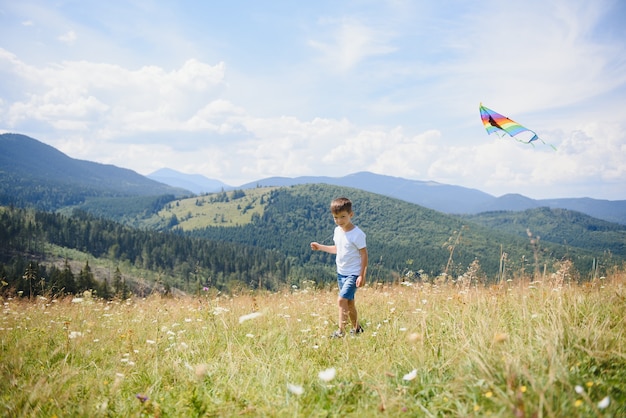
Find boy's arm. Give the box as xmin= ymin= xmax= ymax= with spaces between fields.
xmin=356 ymin=247 xmax=368 ymax=287
xmin=310 ymin=242 xmax=337 ymax=254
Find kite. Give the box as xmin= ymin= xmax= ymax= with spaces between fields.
xmin=479 ymin=103 xmax=556 ymax=150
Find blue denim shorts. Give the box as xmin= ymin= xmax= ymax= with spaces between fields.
xmin=337 ymin=274 xmax=358 ymax=300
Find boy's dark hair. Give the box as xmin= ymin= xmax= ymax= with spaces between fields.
xmin=330 ymin=197 xmax=352 ymax=214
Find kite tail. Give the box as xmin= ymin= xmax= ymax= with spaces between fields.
xmin=536 ymin=136 xmax=557 ymax=151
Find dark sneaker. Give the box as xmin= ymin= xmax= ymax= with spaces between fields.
xmin=350 ymin=325 xmax=364 ymax=335
xmin=330 ymin=330 xmax=345 ymax=338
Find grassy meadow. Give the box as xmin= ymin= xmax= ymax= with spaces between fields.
xmin=156 ymin=188 xmax=277 ymax=230
xmin=2 ymin=272 xmax=625 ymax=417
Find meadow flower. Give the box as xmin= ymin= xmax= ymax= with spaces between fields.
xmin=213 ymin=307 xmax=229 ymax=315
xmin=68 ymin=331 xmax=82 ymax=339
xmin=239 ymin=312 xmax=263 ymax=324
xmin=318 ymin=367 xmax=336 ymax=382
xmin=287 ymin=383 xmax=304 ymax=395
xmin=195 ymin=364 xmax=209 ymax=379
xmin=598 ymin=396 xmax=610 ymax=409
xmin=574 ymin=385 xmax=585 ymax=394
xmin=403 ymin=369 xmax=417 ymax=381
xmin=136 ymin=394 xmax=149 ymax=403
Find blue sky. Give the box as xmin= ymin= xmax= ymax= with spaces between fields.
xmin=1 ymin=0 xmax=625 ymax=200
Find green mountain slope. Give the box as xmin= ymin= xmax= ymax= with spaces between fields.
xmin=2 ymin=185 xmax=623 ymax=299
xmin=463 ymin=208 xmax=626 ymax=255
xmin=172 ymin=185 xmax=619 ymax=279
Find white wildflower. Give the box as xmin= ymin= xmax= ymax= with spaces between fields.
xmin=598 ymin=396 xmax=610 ymax=409
xmin=287 ymin=383 xmax=304 ymax=395
xmin=575 ymin=385 xmax=585 ymax=394
xmin=403 ymin=369 xmax=418 ymax=381
xmin=213 ymin=307 xmax=229 ymax=315
xmin=239 ymin=312 xmax=263 ymax=324
xmin=318 ymin=367 xmax=336 ymax=382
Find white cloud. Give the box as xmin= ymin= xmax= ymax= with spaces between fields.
xmin=58 ymin=30 xmax=77 ymax=45
xmin=0 ymin=0 xmax=624 ymax=199
xmin=309 ymin=18 xmax=397 ymax=72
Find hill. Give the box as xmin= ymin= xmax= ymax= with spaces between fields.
xmin=2 ymin=184 xmax=623 ymax=300
xmin=236 ymin=172 xmax=626 ymax=225
xmin=155 ymin=184 xmax=622 ymax=279
xmin=0 ymin=133 xmax=190 ymax=210
xmin=463 ymin=207 xmax=626 ymax=256
xmin=146 ymin=168 xmax=626 ymax=225
xmin=2 ymin=134 xmax=624 ymax=224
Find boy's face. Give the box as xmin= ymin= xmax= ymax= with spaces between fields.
xmin=332 ymin=210 xmax=353 ymax=229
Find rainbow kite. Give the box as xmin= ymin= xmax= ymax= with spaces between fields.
xmin=479 ymin=103 xmax=555 ymax=149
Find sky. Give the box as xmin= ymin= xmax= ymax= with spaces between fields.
xmin=1 ymin=0 xmax=625 ymax=200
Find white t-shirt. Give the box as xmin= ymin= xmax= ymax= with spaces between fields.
xmin=333 ymin=225 xmax=367 ymax=276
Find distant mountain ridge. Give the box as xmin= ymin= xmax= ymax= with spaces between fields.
xmin=144 ymin=168 xmax=626 ymax=225
xmin=147 ymin=168 xmax=231 ymax=194
xmin=236 ymin=172 xmax=626 ymax=225
xmin=2 ymin=133 xmax=624 ymax=225
xmin=0 ymin=133 xmax=189 ymax=210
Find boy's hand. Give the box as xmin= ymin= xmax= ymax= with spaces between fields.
xmin=310 ymin=242 xmax=320 ymax=251
xmin=356 ymin=275 xmax=365 ymax=287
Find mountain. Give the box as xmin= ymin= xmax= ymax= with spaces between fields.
xmin=464 ymin=207 xmax=626 ymax=256
xmin=236 ymin=172 xmax=626 ymax=225
xmin=147 ymin=168 xmax=232 ymax=194
xmin=177 ymin=184 xmax=624 ymax=278
xmin=239 ymin=171 xmax=495 ymax=213
xmin=0 ymin=133 xmax=190 ymax=210
xmin=472 ymin=194 xmax=626 ymax=225
xmin=3 ymin=133 xmax=624 ymax=225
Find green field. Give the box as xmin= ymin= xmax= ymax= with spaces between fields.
xmin=158 ymin=188 xmax=277 ymax=230
xmin=2 ymin=271 xmax=624 ymax=417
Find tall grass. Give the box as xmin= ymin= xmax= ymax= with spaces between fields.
xmin=1 ymin=271 xmax=624 ymax=417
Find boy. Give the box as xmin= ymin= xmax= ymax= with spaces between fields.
xmin=311 ymin=197 xmax=368 ymax=338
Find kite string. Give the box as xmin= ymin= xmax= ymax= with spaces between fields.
xmin=318 ymin=232 xmax=334 ymax=245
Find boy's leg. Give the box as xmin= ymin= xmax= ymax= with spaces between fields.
xmin=336 ymin=274 xmax=358 ymax=336
xmin=338 ymin=297 xmax=349 ymax=333
xmin=347 ymin=299 xmax=358 ymax=330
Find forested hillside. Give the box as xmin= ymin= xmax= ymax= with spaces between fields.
xmin=0 ymin=207 xmax=296 ymax=298
xmin=2 ymin=184 xmax=622 ymax=299
xmin=464 ymin=208 xmax=626 ymax=255
xmin=182 ymin=185 xmax=618 ymax=280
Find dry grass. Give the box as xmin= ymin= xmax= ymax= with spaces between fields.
xmin=1 ymin=271 xmax=625 ymax=417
